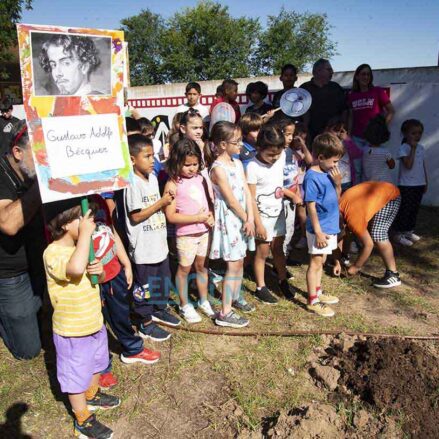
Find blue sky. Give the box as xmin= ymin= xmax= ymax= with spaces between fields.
xmin=21 ymin=0 xmax=439 ymax=72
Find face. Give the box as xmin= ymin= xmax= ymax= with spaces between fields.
xmin=405 ymin=126 xmax=423 ymax=144
xmin=180 ymin=117 xmax=204 ymax=142
xmin=250 ymin=91 xmax=263 ymax=105
xmin=328 ymin=125 xmax=347 ymax=141
xmin=225 ymin=85 xmax=238 ymax=102
xmin=280 ymin=68 xmax=297 ymax=89
xmin=13 ymin=143 xmax=36 ymax=179
xmin=185 ymin=88 xmax=201 ymax=106
xmin=46 ymin=44 xmax=89 ymax=94
xmin=1 ymin=108 xmax=13 ymax=119
xmin=283 ymin=124 xmax=295 ymax=147
xmin=356 ymin=67 xmax=372 ymax=89
xmin=221 ymin=129 xmax=243 ymax=156
xmin=258 ymin=146 xmax=283 ymax=165
xmin=315 ymin=62 xmax=333 ymax=84
xmin=180 ymin=155 xmax=200 ymax=178
xmin=318 ymin=155 xmax=340 ymax=172
xmin=65 ymin=218 xmax=80 ymax=241
xmin=131 ymin=145 xmax=155 ymax=176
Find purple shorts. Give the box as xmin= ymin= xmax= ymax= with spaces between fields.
xmin=53 ymin=325 xmax=108 ymax=394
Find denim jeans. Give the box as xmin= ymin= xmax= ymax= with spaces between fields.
xmin=0 ymin=273 xmax=42 ymax=359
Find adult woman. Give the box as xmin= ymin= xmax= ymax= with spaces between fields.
xmin=347 ymin=64 xmax=395 ymax=150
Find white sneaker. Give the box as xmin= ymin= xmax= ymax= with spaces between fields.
xmin=405 ymin=232 xmax=421 ymax=242
xmin=197 ymin=300 xmax=216 ymax=318
xmin=295 ymin=236 xmax=307 ymax=249
xmin=395 ymin=234 xmax=413 ymax=247
xmin=179 ymin=303 xmax=202 ymax=323
xmin=349 ymin=241 xmax=359 ymax=254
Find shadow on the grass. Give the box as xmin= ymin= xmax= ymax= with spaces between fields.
xmin=0 ymin=403 xmax=32 ymax=439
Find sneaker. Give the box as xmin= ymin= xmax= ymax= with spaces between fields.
xmin=306 ymin=302 xmax=335 ymax=317
xmin=197 ymin=300 xmax=216 ymax=318
xmin=295 ymin=236 xmax=307 ymax=249
xmin=254 ymin=286 xmax=278 ymax=304
xmin=232 ymin=297 xmax=256 ymax=313
xmin=279 ymin=279 xmax=295 ymax=300
xmin=395 ymin=234 xmax=413 ymax=247
xmin=318 ymin=292 xmax=339 ymax=305
xmin=215 ymin=311 xmax=249 ymax=328
xmin=98 ymin=372 xmax=117 ymax=390
xmin=152 ymin=309 xmax=181 ymax=327
xmin=74 ymin=414 xmax=113 ymax=439
xmin=138 ymin=322 xmax=171 ymax=341
xmin=179 ymin=303 xmax=202 ymax=323
xmin=120 ymin=348 xmax=160 ymax=365
xmin=86 ymin=391 xmax=120 ymax=411
xmin=373 ymin=270 xmax=401 ymax=289
xmin=349 ymin=241 xmax=359 ymax=254
xmin=405 ymin=232 xmax=421 ymax=242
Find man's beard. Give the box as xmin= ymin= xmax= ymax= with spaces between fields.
xmin=18 ymin=161 xmax=36 ymax=179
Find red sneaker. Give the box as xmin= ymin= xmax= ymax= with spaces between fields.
xmin=120 ymin=348 xmax=161 ymax=365
xmin=98 ymin=372 xmax=118 ymax=389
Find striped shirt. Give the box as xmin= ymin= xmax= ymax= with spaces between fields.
xmin=44 ymin=243 xmax=103 ymax=337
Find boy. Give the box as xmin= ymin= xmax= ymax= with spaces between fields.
xmin=271 ymin=64 xmax=298 ymax=122
xmin=125 ymin=134 xmax=180 ymax=342
xmin=176 ymin=82 xmax=209 ymax=121
xmin=237 ymin=112 xmax=263 ymax=168
xmin=210 ymin=79 xmax=241 ymax=122
xmin=44 ymin=201 xmax=120 ymax=439
xmin=304 ymin=133 xmax=344 ymax=317
xmin=245 ymin=81 xmax=273 ymax=117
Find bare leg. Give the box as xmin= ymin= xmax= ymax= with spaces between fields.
xmin=375 ymin=240 xmax=397 ymax=272
xmin=175 ymin=264 xmax=192 ymax=307
xmin=222 ymin=260 xmax=244 ymax=315
xmin=194 ymin=255 xmax=209 ymax=302
xmin=69 ymin=373 xmax=100 ymax=413
xmin=306 ymin=255 xmax=324 ymax=302
xmin=271 ymin=236 xmax=287 ymax=281
xmin=254 ymin=241 xmax=270 ymax=288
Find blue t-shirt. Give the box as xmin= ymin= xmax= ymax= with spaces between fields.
xmin=234 ymin=141 xmax=256 ymax=170
xmin=304 ymin=169 xmax=340 ymax=235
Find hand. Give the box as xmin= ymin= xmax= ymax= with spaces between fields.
xmin=329 ymin=166 xmax=342 ymax=187
xmin=196 ymin=208 xmax=210 ymax=223
xmin=263 ymin=109 xmax=275 ymax=120
xmin=123 ymin=263 xmax=133 ymax=289
xmin=293 ymin=136 xmax=306 ymax=151
xmin=206 ymin=211 xmax=215 ymax=227
xmin=255 ymin=223 xmax=267 ymax=241
xmin=243 ymin=220 xmax=255 ymax=237
xmin=292 ymin=193 xmax=303 ymax=205
xmin=333 ymin=260 xmax=342 ymax=277
xmin=87 ymin=259 xmax=104 ymax=276
xmin=347 ymin=265 xmax=360 ymax=276
xmin=79 ymin=210 xmax=96 ymax=237
xmin=160 ymin=190 xmax=174 ymax=207
xmin=316 ymin=231 xmax=329 ymax=248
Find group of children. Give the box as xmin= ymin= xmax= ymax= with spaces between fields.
xmin=42 ymin=73 xmax=428 ymax=438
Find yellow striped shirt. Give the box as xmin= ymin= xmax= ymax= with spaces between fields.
xmin=43 ymin=243 xmax=103 ymax=337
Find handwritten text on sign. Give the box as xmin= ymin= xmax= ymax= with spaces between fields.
xmin=41 ymin=114 xmax=125 ymax=179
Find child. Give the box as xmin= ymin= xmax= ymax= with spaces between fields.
xmin=304 ymin=133 xmax=344 ymax=317
xmin=271 ymin=64 xmax=298 ymax=121
xmin=393 ymin=119 xmax=428 ymax=246
xmin=209 ymin=121 xmax=256 ymax=325
xmin=237 ymin=112 xmax=263 ymax=169
xmin=44 ymin=201 xmax=120 ymax=439
xmin=124 ymin=134 xmax=181 ymax=342
xmin=176 ymin=82 xmax=209 ymax=121
xmin=210 ymin=79 xmax=241 ymax=122
xmin=245 ymin=81 xmax=273 ymax=116
xmin=164 ymin=138 xmax=216 ymax=323
xmin=362 ymin=115 xmax=395 ymax=183
xmin=246 ymin=124 xmax=297 ymax=304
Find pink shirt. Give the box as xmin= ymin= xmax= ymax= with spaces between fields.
xmin=175 ymin=174 xmax=209 ymax=236
xmin=347 ymin=87 xmax=390 ymax=138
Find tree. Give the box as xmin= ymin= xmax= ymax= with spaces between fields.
xmin=120 ymin=9 xmax=166 ymax=86
xmin=255 ymin=8 xmax=337 ymax=75
xmin=0 ymin=0 xmax=32 ymax=79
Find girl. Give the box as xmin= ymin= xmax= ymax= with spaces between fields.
xmin=246 ymin=124 xmax=297 ymax=304
xmin=209 ymin=121 xmax=255 ymax=327
xmin=393 ymin=119 xmax=428 ymax=246
xmin=164 ymin=139 xmax=216 ymax=323
xmin=362 ymin=115 xmax=395 ymax=183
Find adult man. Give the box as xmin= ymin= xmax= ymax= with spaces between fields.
xmin=0 ymin=98 xmax=20 ymax=155
xmin=300 ymin=59 xmax=347 ymax=140
xmin=38 ymin=34 xmax=102 ymax=95
xmin=0 ymin=120 xmax=46 ymax=359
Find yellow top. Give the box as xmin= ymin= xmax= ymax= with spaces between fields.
xmin=43 ymin=243 xmax=103 ymax=337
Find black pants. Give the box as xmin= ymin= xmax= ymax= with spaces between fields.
xmin=392 ymin=185 xmax=425 ymax=233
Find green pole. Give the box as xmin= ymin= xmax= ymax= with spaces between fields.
xmin=80 ymin=197 xmax=98 ymax=286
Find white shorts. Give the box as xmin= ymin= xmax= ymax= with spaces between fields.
xmin=259 ymin=213 xmax=286 ymax=242
xmin=306 ymin=231 xmax=338 ymax=255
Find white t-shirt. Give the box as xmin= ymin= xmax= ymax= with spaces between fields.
xmin=124 ymin=174 xmax=168 ymax=264
xmin=362 ymin=146 xmax=393 ymax=183
xmin=246 ymin=150 xmax=286 ymax=218
xmin=339 ymin=152 xmax=352 ymax=184
xmin=397 ymin=143 xmax=426 ymax=186
xmin=175 ymin=103 xmax=209 ymax=121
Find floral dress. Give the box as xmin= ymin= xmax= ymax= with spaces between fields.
xmin=209 ymin=159 xmax=255 ymax=261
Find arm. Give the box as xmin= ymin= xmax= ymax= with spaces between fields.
xmin=329 ymin=167 xmax=342 ymax=199
xmin=113 ymin=227 xmax=133 ymax=288
xmin=306 ymin=202 xmax=328 ymax=248
xmin=240 ymin=163 xmax=255 ymax=237
xmin=298 ymin=139 xmax=313 ymax=166
xmin=129 ymin=190 xmax=174 ymax=225
xmin=401 ymin=145 xmax=416 ymax=170
xmin=383 ymin=102 xmax=395 ymax=126
xmin=283 ymin=187 xmax=302 ymax=205
xmin=248 ymin=183 xmax=266 ymax=240
xmin=347 ymin=230 xmax=374 ymax=275
xmin=0 ymin=182 xmax=41 ymax=236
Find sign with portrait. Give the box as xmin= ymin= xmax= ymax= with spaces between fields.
xmin=16 ymin=24 xmax=133 ymax=203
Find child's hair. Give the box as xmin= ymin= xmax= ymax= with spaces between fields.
xmin=215 ymin=84 xmax=224 ymax=98
xmin=9 ymin=119 xmax=29 ymax=151
xmin=246 ymin=81 xmax=269 ymax=100
xmin=45 ymin=199 xmax=83 ymax=240
xmin=363 ymin=115 xmax=390 ymax=146
xmin=180 ymin=108 xmax=203 ymax=130
xmin=128 ymin=134 xmax=153 ymax=156
xmin=222 ymin=79 xmax=238 ymax=96
xmin=278 ymin=118 xmax=295 ymax=134
xmin=352 ymin=63 xmax=373 ymax=92
xmin=280 ymin=63 xmax=298 ymax=76
xmin=166 ymin=138 xmax=204 ymax=180
xmin=294 ymin=121 xmax=308 ymax=137
xmin=167 ymin=112 xmax=184 ymax=143
xmin=239 ymin=113 xmax=263 ymax=136
xmin=256 ymin=124 xmax=285 ymax=150
xmin=325 ymin=117 xmax=347 ymax=133
xmin=186 ymin=82 xmax=201 ymax=94
xmin=401 ymin=119 xmax=424 ymax=143
xmin=125 ymin=117 xmax=141 ymax=134
xmin=312 ymin=133 xmax=344 ymax=159
xmin=137 ymin=117 xmax=155 ymax=137
xmin=210 ymin=121 xmax=239 ymax=146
